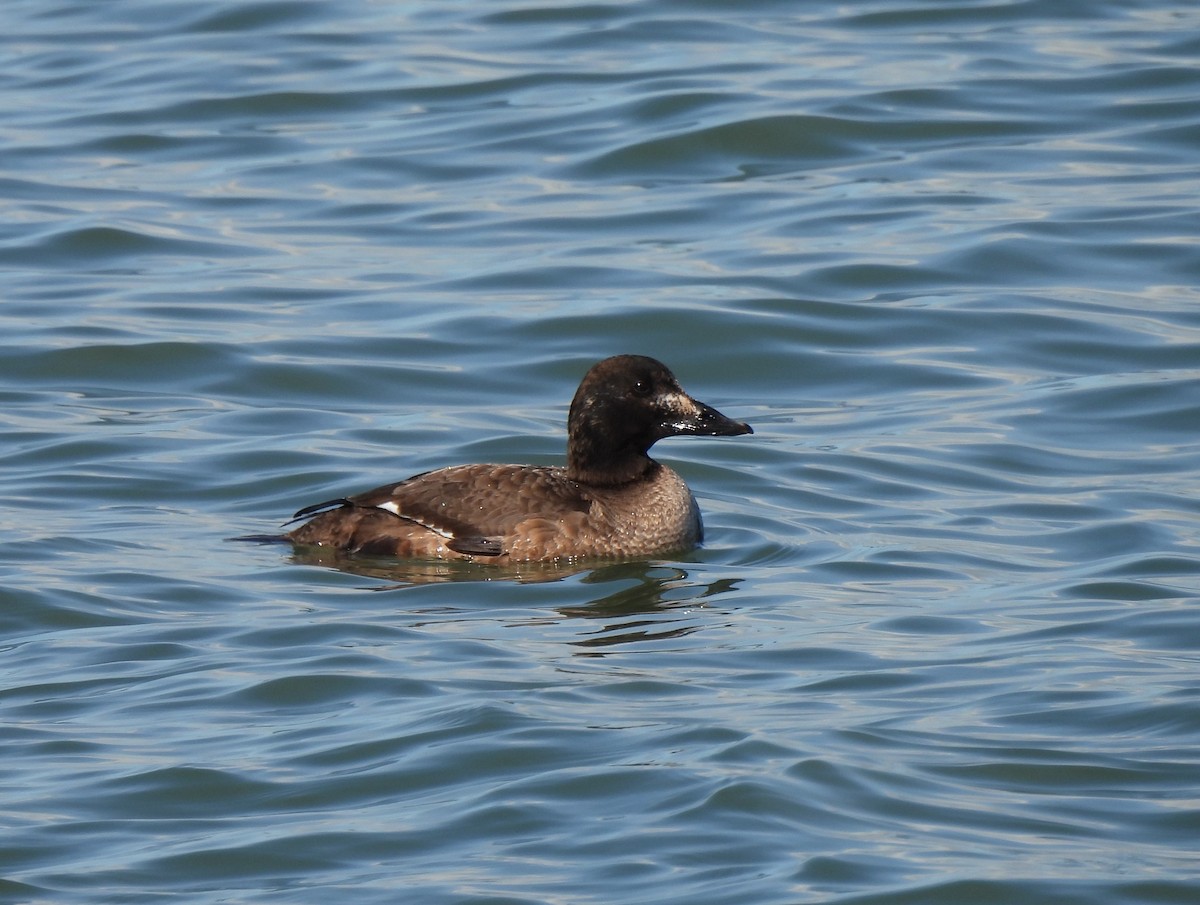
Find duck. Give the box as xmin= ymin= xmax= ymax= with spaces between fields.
xmin=284 ymin=354 xmax=752 ymax=563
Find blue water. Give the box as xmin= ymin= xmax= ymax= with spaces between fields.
xmin=2 ymin=1 xmax=1199 ymax=902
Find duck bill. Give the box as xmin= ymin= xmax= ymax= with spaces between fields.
xmin=665 ymin=395 xmax=753 ymax=437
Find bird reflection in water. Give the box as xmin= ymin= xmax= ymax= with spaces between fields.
xmin=286 ymin=547 xmax=743 ymax=649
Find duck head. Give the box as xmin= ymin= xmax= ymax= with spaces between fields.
xmin=566 ymin=354 xmax=752 ymax=485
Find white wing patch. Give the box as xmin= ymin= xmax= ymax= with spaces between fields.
xmin=375 ymin=500 xmax=456 ymax=539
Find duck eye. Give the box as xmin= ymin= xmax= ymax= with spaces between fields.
xmin=631 ymin=379 xmax=652 ymax=398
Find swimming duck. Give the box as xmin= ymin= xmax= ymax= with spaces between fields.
xmin=285 ymin=354 xmax=751 ymax=562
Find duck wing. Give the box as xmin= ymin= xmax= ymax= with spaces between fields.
xmin=291 ymin=464 xmax=591 ymax=557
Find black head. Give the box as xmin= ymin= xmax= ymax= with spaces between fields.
xmin=566 ymin=355 xmax=752 ymax=485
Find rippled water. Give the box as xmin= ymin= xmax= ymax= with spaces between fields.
xmin=3 ymin=1 xmax=1199 ymax=903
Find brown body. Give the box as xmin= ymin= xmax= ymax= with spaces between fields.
xmin=284 ymin=355 xmax=751 ymax=563
xmin=288 ymin=461 xmax=701 ymax=562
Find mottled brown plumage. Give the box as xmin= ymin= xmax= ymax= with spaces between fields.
xmin=285 ymin=355 xmax=752 ymax=563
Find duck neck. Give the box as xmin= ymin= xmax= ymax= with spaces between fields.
xmin=568 ymin=436 xmax=657 ymax=487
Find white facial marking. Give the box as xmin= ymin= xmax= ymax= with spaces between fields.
xmin=662 ymin=391 xmax=700 ymax=430
xmin=662 ymin=391 xmax=693 ymax=412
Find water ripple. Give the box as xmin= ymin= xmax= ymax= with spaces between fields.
xmin=2 ymin=1 xmax=1199 ymax=903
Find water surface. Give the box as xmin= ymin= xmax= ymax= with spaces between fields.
xmin=2 ymin=1 xmax=1199 ymax=903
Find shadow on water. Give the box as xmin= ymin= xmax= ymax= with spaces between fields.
xmin=283 ymin=544 xmax=746 ymax=648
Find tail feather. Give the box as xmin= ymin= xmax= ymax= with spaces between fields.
xmin=285 ymin=497 xmax=353 ymax=525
